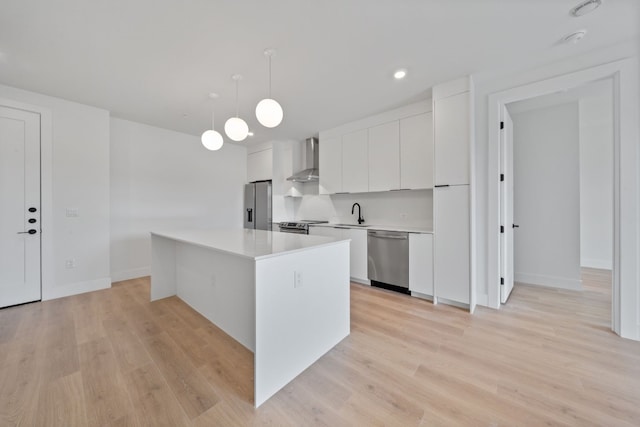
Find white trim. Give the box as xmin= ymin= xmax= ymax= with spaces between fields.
xmin=515 ymin=273 xmax=583 ymax=291
xmin=350 ymin=277 xmax=371 ymax=286
xmin=111 ymin=267 xmax=151 ymax=283
xmin=0 ymin=97 xmax=53 ymax=304
xmin=487 ymin=58 xmax=638 ymax=340
xmin=581 ymin=259 xmax=613 ymax=270
xmin=42 ymin=277 xmax=111 ymax=301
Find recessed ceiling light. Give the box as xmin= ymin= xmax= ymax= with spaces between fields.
xmin=394 ymin=69 xmax=407 ymax=80
xmin=570 ymin=0 xmax=601 ymax=17
xmin=562 ymin=30 xmax=587 ymax=44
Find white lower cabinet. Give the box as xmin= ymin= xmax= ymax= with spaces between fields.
xmin=309 ymin=226 xmax=368 ymax=283
xmin=434 ymin=185 xmax=470 ymax=304
xmin=409 ymin=233 xmax=433 ymax=296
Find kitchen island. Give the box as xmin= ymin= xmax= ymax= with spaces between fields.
xmin=150 ymin=228 xmax=350 ymax=407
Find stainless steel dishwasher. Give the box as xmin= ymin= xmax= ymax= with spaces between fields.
xmin=367 ymin=230 xmax=410 ymax=294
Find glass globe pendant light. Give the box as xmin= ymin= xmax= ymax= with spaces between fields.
xmin=255 ymin=49 xmax=283 ymax=128
xmin=224 ymin=74 xmax=249 ymax=142
xmin=201 ymin=93 xmax=224 ymax=151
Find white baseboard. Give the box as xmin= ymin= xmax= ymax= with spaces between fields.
xmin=515 ymin=273 xmax=582 ymax=291
xmin=351 ymin=277 xmax=370 ymax=286
xmin=580 ymin=259 xmax=612 ymax=270
xmin=42 ymin=277 xmax=111 ymax=301
xmin=111 ymin=267 xmax=151 ymax=283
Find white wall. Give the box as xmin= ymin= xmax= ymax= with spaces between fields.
xmin=472 ymin=39 xmax=638 ymax=306
xmin=511 ymin=102 xmax=582 ymax=290
xmin=0 ymin=84 xmax=111 ymax=300
xmin=110 ymin=118 xmax=246 ymax=281
xmin=579 ymin=93 xmax=613 ymax=269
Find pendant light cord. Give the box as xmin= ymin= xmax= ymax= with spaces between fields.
xmin=268 ymin=55 xmax=272 ymax=98
xmin=235 ymin=79 xmax=239 ymax=118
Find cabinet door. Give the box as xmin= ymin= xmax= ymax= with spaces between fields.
xmin=409 ymin=233 xmax=433 ymax=295
xmin=368 ymin=121 xmax=400 ymax=192
xmin=434 ymin=92 xmax=469 ymax=186
xmin=400 ymin=112 xmax=433 ymax=189
xmin=342 ymin=129 xmax=369 ymax=193
xmin=434 ymin=185 xmax=469 ymax=304
xmin=309 ymin=226 xmax=341 ymax=238
xmin=342 ymin=228 xmax=368 ymax=283
xmin=319 ymin=136 xmax=342 ymax=194
xmin=247 ymin=149 xmax=273 ymax=182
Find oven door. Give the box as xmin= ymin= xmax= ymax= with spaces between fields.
xmin=278 ymin=225 xmax=308 ymax=234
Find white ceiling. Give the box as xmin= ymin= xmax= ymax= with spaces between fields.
xmin=0 ymin=0 xmax=637 ymax=145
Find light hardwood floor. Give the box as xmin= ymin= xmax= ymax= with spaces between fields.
xmin=1 ymin=269 xmax=639 ymax=426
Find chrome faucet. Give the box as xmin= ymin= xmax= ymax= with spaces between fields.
xmin=351 ymin=203 xmax=365 ymax=224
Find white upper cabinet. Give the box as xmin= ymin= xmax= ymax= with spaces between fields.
xmin=342 ymin=129 xmax=369 ymax=193
xmin=319 ymin=136 xmax=342 ymax=194
xmin=368 ymin=121 xmax=400 ymax=192
xmin=247 ymin=148 xmax=272 ymax=182
xmin=400 ymin=112 xmax=433 ymax=189
xmin=434 ymin=91 xmax=470 ymax=186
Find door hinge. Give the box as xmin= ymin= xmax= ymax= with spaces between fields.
xmin=500 ymin=277 xmax=504 ymax=285
xmin=500 ymin=225 xmax=504 ymax=233
xmin=500 ymin=173 xmax=504 ymax=182
xmin=500 ymin=121 xmax=504 ymax=130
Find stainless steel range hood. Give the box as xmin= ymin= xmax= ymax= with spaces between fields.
xmin=287 ymin=137 xmax=319 ymax=182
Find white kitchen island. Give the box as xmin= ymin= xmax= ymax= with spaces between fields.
xmin=150 ymin=228 xmax=350 ymax=407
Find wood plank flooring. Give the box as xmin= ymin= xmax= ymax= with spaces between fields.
xmin=1 ymin=269 xmax=639 ymax=426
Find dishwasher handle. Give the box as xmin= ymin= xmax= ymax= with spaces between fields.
xmin=368 ymin=231 xmax=408 ymax=240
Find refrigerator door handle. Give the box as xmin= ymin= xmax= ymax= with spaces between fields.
xmin=247 ymin=208 xmax=253 ymax=223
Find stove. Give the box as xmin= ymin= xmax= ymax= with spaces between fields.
xmin=278 ymin=220 xmax=328 ymax=234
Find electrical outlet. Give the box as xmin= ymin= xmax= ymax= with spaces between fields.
xmin=66 ymin=208 xmax=79 ymax=217
xmin=65 ymin=259 xmax=76 ymax=269
xmin=294 ymin=271 xmax=303 ymax=288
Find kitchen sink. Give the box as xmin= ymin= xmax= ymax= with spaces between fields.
xmin=334 ymin=223 xmax=369 ymax=228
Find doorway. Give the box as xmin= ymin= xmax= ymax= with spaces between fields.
xmin=487 ymin=58 xmax=640 ymax=340
xmin=500 ymin=79 xmax=613 ymax=306
xmin=0 ymin=106 xmax=41 ymax=307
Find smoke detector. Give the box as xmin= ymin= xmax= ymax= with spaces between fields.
xmin=562 ymin=30 xmax=587 ymax=44
xmin=570 ymin=0 xmax=601 ymax=17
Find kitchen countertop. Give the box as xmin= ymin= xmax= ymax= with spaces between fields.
xmin=308 ymin=223 xmax=433 ymax=234
xmin=151 ymin=228 xmax=348 ymax=260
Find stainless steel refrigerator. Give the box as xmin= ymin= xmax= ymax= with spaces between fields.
xmin=244 ymin=181 xmax=272 ymax=230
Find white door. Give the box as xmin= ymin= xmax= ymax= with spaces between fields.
xmin=500 ymin=107 xmax=515 ymax=303
xmin=0 ymin=106 xmax=41 ymax=308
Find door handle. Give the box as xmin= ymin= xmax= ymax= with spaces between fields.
xmin=247 ymin=208 xmax=253 ymax=222
xmin=17 ymin=229 xmax=37 ymax=235
xmin=513 ymin=224 xmax=520 ymax=228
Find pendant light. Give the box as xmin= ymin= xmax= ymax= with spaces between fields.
xmin=201 ymin=93 xmax=224 ymax=151
xmin=224 ymin=74 xmax=249 ymax=142
xmin=255 ymin=49 xmax=283 ymax=128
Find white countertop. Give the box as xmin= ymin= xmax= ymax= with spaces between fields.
xmin=308 ymin=223 xmax=433 ymax=234
xmin=151 ymin=228 xmax=348 ymax=260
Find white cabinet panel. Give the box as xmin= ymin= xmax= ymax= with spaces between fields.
xmin=434 ymin=185 xmax=469 ymax=304
xmin=409 ymin=233 xmax=433 ymax=296
xmin=341 ymin=228 xmax=368 ymax=283
xmin=434 ymin=92 xmax=469 ymax=186
xmin=309 ymin=226 xmax=368 ymax=283
xmin=400 ymin=112 xmax=433 ymax=189
xmin=319 ymin=136 xmax=342 ymax=194
xmin=342 ymin=129 xmax=369 ymax=193
xmin=308 ymin=226 xmax=341 ymax=239
xmin=247 ymin=149 xmax=273 ymax=182
xmin=368 ymin=121 xmax=400 ymax=192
